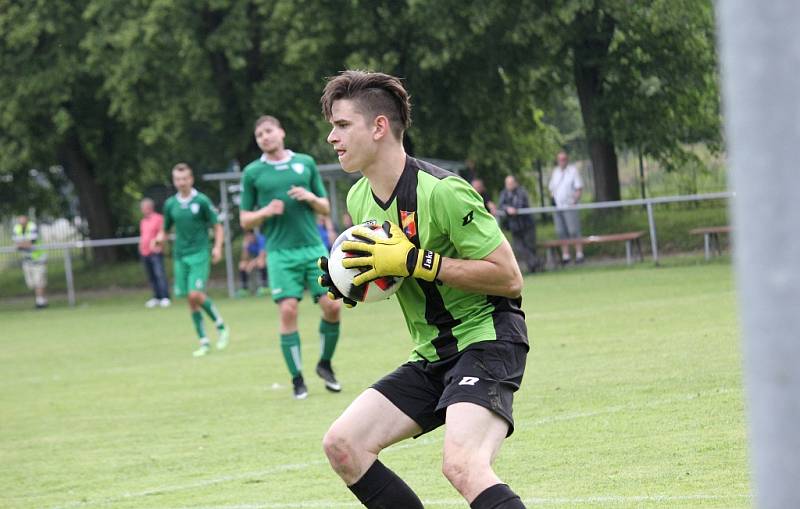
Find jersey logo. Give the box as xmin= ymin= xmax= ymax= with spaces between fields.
xmin=190 ymin=203 xmax=200 ymax=214
xmin=291 ymin=163 xmax=305 ymax=175
xmin=462 ymin=210 xmax=474 ymax=226
xmin=400 ymin=210 xmax=417 ymax=238
xmin=458 ymin=376 xmax=480 ymax=386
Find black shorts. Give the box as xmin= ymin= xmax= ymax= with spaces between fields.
xmin=371 ymin=340 xmax=528 ymax=437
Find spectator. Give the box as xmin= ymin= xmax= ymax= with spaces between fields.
xmin=341 ymin=212 xmax=354 ymax=229
xmin=498 ymin=175 xmax=540 ymax=273
xmin=548 ymin=150 xmax=584 ymax=263
xmin=237 ymin=230 xmax=268 ymax=297
xmin=13 ymin=214 xmax=48 ymax=309
xmin=139 ymin=198 xmax=171 ymax=308
xmin=317 ymin=214 xmax=338 ymax=252
xmin=470 ymin=178 xmax=497 ymax=215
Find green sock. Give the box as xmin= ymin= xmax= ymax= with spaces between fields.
xmin=280 ymin=332 xmax=302 ymax=378
xmin=191 ymin=311 xmax=206 ymax=340
xmin=319 ymin=319 xmax=340 ymax=362
xmin=201 ymin=298 xmax=224 ymax=329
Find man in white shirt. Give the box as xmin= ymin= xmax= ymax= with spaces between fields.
xmin=548 ymin=151 xmax=584 ymax=263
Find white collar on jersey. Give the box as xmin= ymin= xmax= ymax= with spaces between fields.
xmin=176 ymin=188 xmax=198 ymax=205
xmin=260 ymin=150 xmax=295 ymax=166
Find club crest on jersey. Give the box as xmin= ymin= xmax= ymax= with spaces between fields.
xmin=400 ymin=210 xmax=417 ymax=238
xmin=291 ymin=163 xmax=305 ymax=175
xmin=190 ymin=203 xmax=200 ymax=214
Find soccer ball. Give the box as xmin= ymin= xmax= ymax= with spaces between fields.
xmin=328 ymin=221 xmax=403 ymax=303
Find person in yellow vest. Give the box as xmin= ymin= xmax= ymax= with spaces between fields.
xmin=13 ymin=215 xmax=48 ymax=309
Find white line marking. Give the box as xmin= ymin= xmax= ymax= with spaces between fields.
xmin=169 ymin=493 xmax=751 ymax=509
xmin=51 ymin=389 xmax=740 ymax=509
xmin=50 ymin=438 xmax=437 ymax=509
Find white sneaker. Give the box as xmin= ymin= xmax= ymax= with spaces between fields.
xmin=159 ymin=298 xmax=171 ymax=308
xmin=145 ymin=298 xmax=159 ymax=308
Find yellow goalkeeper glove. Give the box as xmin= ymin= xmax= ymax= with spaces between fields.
xmin=341 ymin=221 xmax=442 ymax=287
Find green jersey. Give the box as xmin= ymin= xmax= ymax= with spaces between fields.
xmin=240 ymin=151 xmax=327 ymax=251
xmin=347 ymin=157 xmax=528 ymax=362
xmin=163 ymin=189 xmax=220 ymax=257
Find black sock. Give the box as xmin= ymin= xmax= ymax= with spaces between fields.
xmin=348 ymin=459 xmax=423 ymax=509
xmin=470 ymin=483 xmax=526 ymax=509
xmin=239 ymin=270 xmax=248 ymax=288
xmin=260 ymin=267 xmax=268 ymax=286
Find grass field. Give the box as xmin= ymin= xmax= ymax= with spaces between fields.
xmin=1 ymin=261 xmax=750 ymax=508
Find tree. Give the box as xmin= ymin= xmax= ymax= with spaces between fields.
xmin=0 ymin=1 xmax=146 ymax=260
xmin=1 ymin=0 xmax=722 ymax=243
xmin=308 ymin=0 xmax=562 ymax=193
xmin=531 ymin=0 xmax=721 ymax=201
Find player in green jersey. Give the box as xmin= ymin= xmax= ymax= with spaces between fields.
xmin=155 ymin=163 xmax=230 ymax=357
xmin=239 ymin=115 xmax=342 ymax=400
xmin=318 ymin=71 xmax=529 ymax=509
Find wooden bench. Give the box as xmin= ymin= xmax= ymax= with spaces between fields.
xmin=539 ymin=231 xmax=646 ymax=268
xmin=689 ymin=226 xmax=731 ymax=260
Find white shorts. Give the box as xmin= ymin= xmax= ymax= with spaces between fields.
xmin=22 ymin=260 xmax=47 ymax=289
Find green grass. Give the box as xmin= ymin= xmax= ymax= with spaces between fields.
xmin=1 ymin=262 xmax=749 ymax=508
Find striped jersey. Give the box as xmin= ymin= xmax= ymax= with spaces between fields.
xmin=346 ymin=156 xmax=528 ymax=362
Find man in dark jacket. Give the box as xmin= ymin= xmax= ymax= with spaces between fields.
xmin=497 ymin=175 xmax=539 ymax=273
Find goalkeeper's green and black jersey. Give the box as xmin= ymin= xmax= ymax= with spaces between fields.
xmin=346 ymin=156 xmax=528 ymax=362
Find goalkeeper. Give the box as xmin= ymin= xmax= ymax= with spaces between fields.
xmin=318 ymin=70 xmax=529 ymax=509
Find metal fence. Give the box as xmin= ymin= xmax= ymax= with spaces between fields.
xmin=0 ymin=191 xmax=733 ymax=307
xmin=0 ymin=217 xmax=88 ymax=269
xmin=515 ymin=191 xmax=733 ymax=264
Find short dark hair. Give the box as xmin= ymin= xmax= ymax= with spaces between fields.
xmin=254 ymin=115 xmax=282 ymax=130
xmin=172 ymin=162 xmax=193 ymax=175
xmin=321 ymin=70 xmax=411 ymax=140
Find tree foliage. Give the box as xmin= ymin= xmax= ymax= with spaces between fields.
xmin=0 ymin=0 xmax=722 ymax=245
xmin=528 ymin=0 xmax=721 ymax=200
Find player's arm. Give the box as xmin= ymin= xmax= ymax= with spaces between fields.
xmin=287 ymin=186 xmax=330 ymax=215
xmin=437 ymin=240 xmax=522 ymax=298
xmin=341 ymin=177 xmax=522 ymax=298
xmin=289 ymin=159 xmax=330 ymax=214
xmin=341 ymin=222 xmax=522 ymax=299
xmin=154 ymin=204 xmax=171 ymax=249
xmin=152 ymin=228 xmax=165 ymax=250
xmin=239 ymin=167 xmax=284 ymax=230
xmin=153 ymin=223 xmax=169 ymax=250
xmin=239 ymin=201 xmax=284 ymax=230
xmin=211 ymin=223 xmax=223 ymax=263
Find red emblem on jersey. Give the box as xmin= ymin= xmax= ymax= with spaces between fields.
xmin=400 ymin=210 xmax=417 ymax=238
